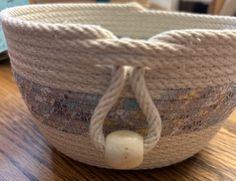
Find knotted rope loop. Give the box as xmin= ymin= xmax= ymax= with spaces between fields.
xmin=89 ymin=65 xmax=162 ymax=154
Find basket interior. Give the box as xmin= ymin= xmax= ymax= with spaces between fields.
xmin=3 ymin=3 xmax=236 ymax=39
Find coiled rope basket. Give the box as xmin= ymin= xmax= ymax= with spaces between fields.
xmin=2 ymin=3 xmax=236 ymax=169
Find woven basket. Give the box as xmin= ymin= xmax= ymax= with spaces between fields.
xmin=1 ymin=3 xmax=236 ymax=169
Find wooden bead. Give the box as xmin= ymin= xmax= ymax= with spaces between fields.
xmin=105 ymin=130 xmax=144 ymax=169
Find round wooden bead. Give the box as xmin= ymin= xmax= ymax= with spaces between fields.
xmin=105 ymin=130 xmax=144 ymax=169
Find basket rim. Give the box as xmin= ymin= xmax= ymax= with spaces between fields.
xmin=2 ymin=3 xmax=236 ymax=33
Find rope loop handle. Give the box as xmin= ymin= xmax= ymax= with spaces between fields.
xmin=89 ymin=66 xmax=162 ymax=154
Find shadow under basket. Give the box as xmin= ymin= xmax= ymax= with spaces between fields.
xmin=1 ymin=3 xmax=236 ymax=169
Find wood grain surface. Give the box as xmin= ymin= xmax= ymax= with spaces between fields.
xmin=0 ymin=59 xmax=236 ymax=181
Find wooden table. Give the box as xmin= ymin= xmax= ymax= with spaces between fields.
xmin=1 ymin=59 xmax=236 ymax=181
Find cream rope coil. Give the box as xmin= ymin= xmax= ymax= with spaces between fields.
xmin=3 ymin=5 xmax=236 ymax=83
xmin=3 ymin=27 xmax=236 ymax=90
xmin=2 ymin=3 xmax=236 ymax=169
xmin=4 ymin=25 xmax=236 ymax=90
